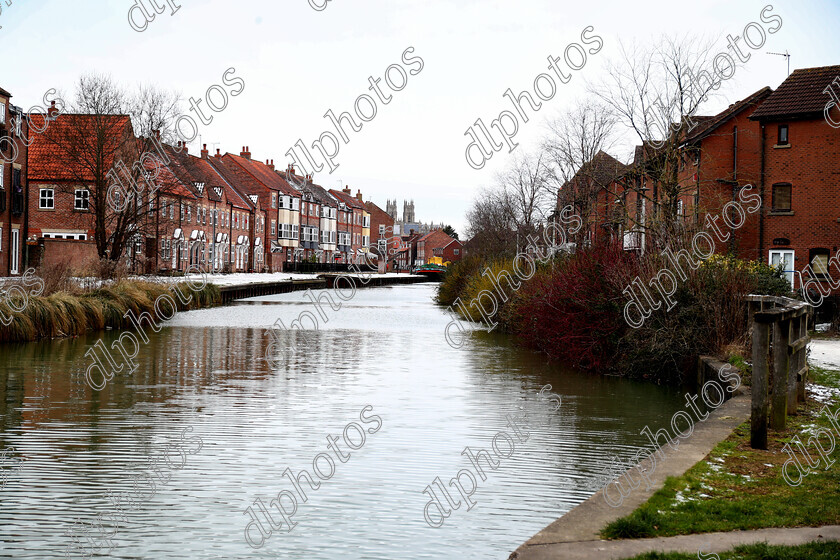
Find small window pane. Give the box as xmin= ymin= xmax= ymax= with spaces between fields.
xmin=772 ymin=184 xmax=791 ymax=211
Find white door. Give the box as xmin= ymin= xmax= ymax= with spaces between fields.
xmin=769 ymin=250 xmax=795 ymax=289
xmin=10 ymin=229 xmax=19 ymax=275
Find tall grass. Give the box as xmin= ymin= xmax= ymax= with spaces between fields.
xmin=0 ymin=280 xmax=222 ymax=343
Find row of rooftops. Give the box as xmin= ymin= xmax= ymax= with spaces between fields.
xmin=157 ymin=141 xmax=372 ymax=217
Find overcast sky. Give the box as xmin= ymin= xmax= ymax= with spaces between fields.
xmin=3 ymin=0 xmax=839 ymax=234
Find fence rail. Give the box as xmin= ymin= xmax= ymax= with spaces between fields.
xmin=747 ymin=294 xmax=811 ymax=449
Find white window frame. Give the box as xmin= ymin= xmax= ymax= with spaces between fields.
xmin=39 ymin=188 xmax=54 ymax=209
xmin=0 ymin=102 xmax=5 ymax=125
xmin=74 ymin=189 xmax=90 ymax=210
xmin=769 ymin=250 xmax=796 ymax=289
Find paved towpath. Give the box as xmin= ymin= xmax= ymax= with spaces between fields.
xmin=509 ymin=525 xmax=840 ymax=559
xmin=510 ymin=389 xmax=752 ymax=559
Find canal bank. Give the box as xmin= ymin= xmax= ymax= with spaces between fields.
xmin=509 ymin=389 xmax=751 ymax=559
xmin=0 ymin=283 xmax=693 ymax=560
xmin=0 ymin=273 xmax=430 ymax=341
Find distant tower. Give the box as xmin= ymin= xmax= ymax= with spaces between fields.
xmin=403 ymin=200 xmax=415 ymax=223
xmin=386 ymin=199 xmax=398 ymax=220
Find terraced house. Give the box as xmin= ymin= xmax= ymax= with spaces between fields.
xmin=577 ymin=64 xmax=840 ymax=302
xmin=4 ymin=83 xmax=426 ymax=276
xmin=0 ymin=85 xmax=28 ymax=276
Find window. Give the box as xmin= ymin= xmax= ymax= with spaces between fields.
xmin=272 ymin=193 xmax=277 ymax=208
xmin=170 ymin=202 xmax=175 ymax=220
xmin=181 ymin=204 xmax=185 ymax=221
xmin=292 ymin=198 xmax=300 ymax=211
xmin=39 ymin=188 xmax=54 ymax=209
xmin=245 ymin=215 xmax=248 ymax=229
xmin=676 ymin=199 xmax=684 ymax=220
xmin=772 ymin=183 xmax=792 ymax=212
xmin=271 ymin=220 xmax=276 ymax=235
xmin=454 ymin=248 xmax=460 ymax=255
xmin=74 ymin=189 xmax=90 ymax=210
xmin=0 ymin=102 xmax=5 ymax=124
xmin=202 ymin=208 xmax=207 ymax=225
xmin=379 ymin=224 xmax=385 ymax=235
xmin=810 ymin=249 xmax=831 ymax=280
xmin=769 ymin=250 xmax=795 ymax=288
xmin=331 ymin=231 xmax=336 ymax=243
xmin=778 ymin=124 xmax=789 ymax=145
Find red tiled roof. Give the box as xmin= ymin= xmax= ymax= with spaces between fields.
xmin=750 ymin=65 xmax=840 ymax=120
xmin=28 ymin=114 xmax=133 ymax=181
xmin=685 ymin=87 xmax=772 ymax=141
xmin=228 ymin=155 xmax=299 ymax=196
xmin=329 ymin=188 xmax=366 ymax=210
xmin=211 ymin=155 xmax=268 ymax=209
xmin=163 ymin=145 xmax=226 ymax=201
xmin=418 ymin=229 xmax=453 ymax=248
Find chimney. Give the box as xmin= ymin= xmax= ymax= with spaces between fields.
xmin=356 ymin=189 xmax=362 ymax=201
xmin=343 ymin=184 xmax=351 ymax=194
xmin=201 ymin=143 xmax=209 ymax=159
xmin=240 ymin=146 xmax=251 ymax=159
xmin=268 ymin=159 xmax=275 ymax=171
xmin=215 ymin=148 xmax=221 ymax=158
xmin=48 ymin=100 xmax=59 ymax=118
xmin=288 ymin=164 xmax=295 ymax=175
xmin=182 ymin=143 xmax=188 ymax=154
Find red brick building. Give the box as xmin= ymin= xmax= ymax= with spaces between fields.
xmin=365 ymin=200 xmax=398 ymax=267
xmin=749 ymin=65 xmax=840 ymax=296
xmin=27 ymin=112 xmax=136 ymax=271
xmin=0 ymin=86 xmax=28 ymax=275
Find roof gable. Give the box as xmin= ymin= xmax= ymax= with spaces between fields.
xmin=750 ymin=65 xmax=840 ymax=120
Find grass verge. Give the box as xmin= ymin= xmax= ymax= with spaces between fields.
xmin=623 ymin=541 xmax=840 ymax=559
xmin=602 ymin=363 xmax=840 ymax=539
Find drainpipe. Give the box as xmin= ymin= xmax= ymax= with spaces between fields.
xmin=759 ymin=122 xmax=766 ymax=261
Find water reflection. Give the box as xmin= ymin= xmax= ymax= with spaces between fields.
xmin=0 ymin=284 xmax=685 ymax=559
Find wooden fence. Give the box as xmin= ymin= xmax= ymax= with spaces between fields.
xmin=747 ymin=295 xmax=811 ymax=449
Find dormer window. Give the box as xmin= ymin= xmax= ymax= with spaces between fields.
xmin=778 ymin=124 xmax=789 ymax=145
xmin=194 ymin=182 xmax=205 ymax=194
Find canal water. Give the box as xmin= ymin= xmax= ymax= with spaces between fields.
xmin=0 ymin=283 xmax=687 ymax=559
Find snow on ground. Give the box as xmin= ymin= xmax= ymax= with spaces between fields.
xmin=136 ymin=271 xmax=423 ymax=287
xmin=810 ymin=338 xmax=840 ymax=371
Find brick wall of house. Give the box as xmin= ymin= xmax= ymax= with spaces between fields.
xmin=759 ymin=117 xmax=840 ymax=291
xmin=39 ymin=239 xmax=99 ymax=273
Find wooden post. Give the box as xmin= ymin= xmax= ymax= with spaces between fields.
xmin=772 ymin=317 xmax=790 ymax=429
xmin=786 ymin=316 xmax=798 ymax=413
xmin=797 ymin=313 xmax=808 ymax=403
xmin=751 ymin=320 xmax=770 ymax=449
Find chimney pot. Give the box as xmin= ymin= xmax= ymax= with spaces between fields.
xmin=215 ymin=148 xmax=221 ymax=158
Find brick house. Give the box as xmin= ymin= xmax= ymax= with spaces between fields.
xmin=439 ymin=238 xmax=463 ymax=263
xmin=365 ymin=200 xmax=398 ymax=268
xmin=416 ymin=229 xmax=457 ymax=265
xmin=223 ymin=149 xmax=300 ymax=271
xmin=749 ymin=65 xmax=840 ymax=294
xmin=284 ymin=170 xmax=338 ymax=263
xmin=27 ymin=112 xmax=136 ymax=271
xmin=589 ymin=88 xmax=771 ymax=258
xmin=0 ymin=86 xmax=28 ymax=275
xmin=203 ymin=151 xmax=265 ymax=272
xmin=329 ymin=186 xmax=369 ymax=262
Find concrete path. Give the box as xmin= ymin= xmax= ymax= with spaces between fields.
xmin=510 ymin=388 xmax=752 ymax=559
xmin=509 ymin=525 xmax=840 ymax=559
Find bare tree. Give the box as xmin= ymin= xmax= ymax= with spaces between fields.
xmin=40 ymin=74 xmax=182 ymax=265
xmin=543 ymin=100 xmax=621 ymax=243
xmin=592 ymin=36 xmax=729 ymax=243
xmin=464 ymin=186 xmax=518 ymax=257
xmin=494 ymin=151 xmax=553 ymax=230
